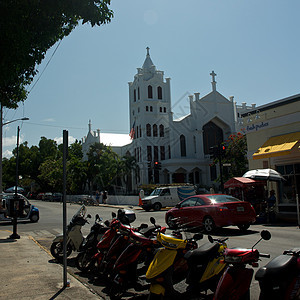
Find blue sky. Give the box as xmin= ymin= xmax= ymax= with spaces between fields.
xmin=3 ymin=0 xmax=300 ymax=157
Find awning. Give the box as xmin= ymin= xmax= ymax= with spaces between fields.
xmin=224 ymin=177 xmax=265 ymax=188
xmin=253 ymin=132 xmax=300 ymax=160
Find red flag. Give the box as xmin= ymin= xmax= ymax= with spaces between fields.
xmin=129 ymin=121 xmax=135 ymax=139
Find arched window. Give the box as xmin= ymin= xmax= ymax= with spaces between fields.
xmin=157 ymin=86 xmax=162 ymax=99
xmin=146 ymin=106 xmax=149 ymax=111
xmin=160 ymin=107 xmax=162 ymax=112
xmin=146 ymin=124 xmax=151 ymax=137
xmin=153 ymin=124 xmax=158 ymax=137
xmin=202 ymin=121 xmax=223 ymax=154
xmin=148 ymin=85 xmax=153 ymax=98
xmin=164 ymin=107 xmax=166 ymax=113
xmin=134 ymin=89 xmax=136 ymax=102
xmin=150 ymin=106 xmax=153 ymax=112
xmin=180 ymin=135 xmax=186 ymax=157
xmin=136 ymin=125 xmax=139 ymax=138
xmin=139 ymin=125 xmax=142 ymax=137
xmin=159 ymin=124 xmax=164 ymax=137
xmin=193 ymin=136 xmax=196 ymax=153
xmin=138 ymin=87 xmax=140 ymax=100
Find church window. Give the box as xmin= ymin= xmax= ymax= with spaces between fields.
xmin=160 ymin=146 xmax=165 ymax=160
xmin=150 ymin=106 xmax=153 ymax=112
xmin=202 ymin=121 xmax=223 ymax=154
xmin=168 ymin=145 xmax=171 ymax=159
xmin=132 ymin=110 xmax=135 ymax=115
xmin=153 ymin=124 xmax=158 ymax=137
xmin=138 ymin=87 xmax=140 ymax=100
xmin=160 ymin=107 xmax=162 ymax=112
xmin=139 ymin=125 xmax=142 ymax=137
xmin=159 ymin=124 xmax=164 ymax=137
xmin=138 ymin=107 xmax=140 ymax=113
xmin=134 ymin=89 xmax=136 ymax=102
xmin=148 ymin=85 xmax=153 ymax=98
xmin=136 ymin=126 xmax=139 ymax=138
xmin=164 ymin=107 xmax=166 ymax=113
xmin=157 ymin=86 xmax=162 ymax=99
xmin=146 ymin=106 xmax=149 ymax=111
xmin=146 ymin=124 xmax=151 ymax=137
xmin=154 ymin=146 xmax=159 ymax=161
xmin=180 ymin=135 xmax=186 ymax=157
xmin=147 ymin=146 xmax=152 ymax=161
xmin=193 ymin=136 xmax=196 ymax=153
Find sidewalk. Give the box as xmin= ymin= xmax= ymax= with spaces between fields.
xmin=0 ymin=229 xmax=102 ymax=300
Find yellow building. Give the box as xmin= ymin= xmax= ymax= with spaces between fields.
xmin=241 ymin=94 xmax=300 ymax=220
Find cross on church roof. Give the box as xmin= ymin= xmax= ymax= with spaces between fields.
xmin=146 ymin=47 xmax=150 ymax=56
xmin=210 ymin=70 xmax=217 ymax=82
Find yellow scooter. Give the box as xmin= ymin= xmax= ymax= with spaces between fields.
xmin=146 ymin=217 xmax=228 ymax=299
xmin=146 ymin=217 xmax=202 ymax=299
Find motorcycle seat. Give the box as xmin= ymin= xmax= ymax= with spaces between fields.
xmin=184 ymin=242 xmax=220 ymax=263
xmin=255 ymin=254 xmax=297 ymax=281
xmin=139 ymin=225 xmax=157 ymax=237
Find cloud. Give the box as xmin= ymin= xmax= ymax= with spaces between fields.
xmin=100 ymin=133 xmax=132 ymax=147
xmin=3 ymin=149 xmax=13 ymax=159
xmin=3 ymin=136 xmax=18 ymax=147
xmin=54 ymin=135 xmax=77 ymax=145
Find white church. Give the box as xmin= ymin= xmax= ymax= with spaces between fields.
xmin=82 ymin=48 xmax=255 ymax=191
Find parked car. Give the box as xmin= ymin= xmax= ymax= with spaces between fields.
xmin=36 ymin=193 xmax=45 ymax=200
xmin=52 ymin=193 xmax=62 ymax=202
xmin=165 ymin=194 xmax=256 ymax=233
xmin=43 ymin=192 xmax=53 ymax=201
xmin=0 ymin=193 xmax=39 ymax=223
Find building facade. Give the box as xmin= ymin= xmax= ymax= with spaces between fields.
xmin=241 ymin=94 xmax=300 ymax=220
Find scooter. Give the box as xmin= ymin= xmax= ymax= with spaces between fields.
xmin=213 ymin=230 xmax=271 ymax=300
xmin=75 ymin=213 xmax=110 ymax=272
xmin=50 ymin=205 xmax=91 ymax=260
xmin=184 ymin=235 xmax=228 ymax=297
xmin=146 ymin=217 xmax=202 ymax=299
xmin=255 ymin=247 xmax=300 ymax=300
xmin=109 ymin=218 xmax=167 ymax=298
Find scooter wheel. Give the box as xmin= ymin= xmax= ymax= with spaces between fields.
xmin=147 ymin=292 xmax=163 ymax=300
xmin=75 ymin=251 xmax=95 ymax=272
xmin=50 ymin=242 xmax=72 ymax=260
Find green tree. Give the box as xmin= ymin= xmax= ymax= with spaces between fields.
xmin=0 ymin=0 xmax=113 ymax=108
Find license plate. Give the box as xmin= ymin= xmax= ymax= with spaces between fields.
xmin=237 ymin=206 xmax=244 ymax=212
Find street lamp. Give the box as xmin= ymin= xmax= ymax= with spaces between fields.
xmin=0 ymin=104 xmax=29 ymax=193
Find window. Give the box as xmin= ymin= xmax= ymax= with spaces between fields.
xmin=134 ymin=89 xmax=136 ymax=102
xmin=150 ymin=106 xmax=153 ymax=112
xmin=164 ymin=107 xmax=166 ymax=113
xmin=180 ymin=135 xmax=186 ymax=157
xmin=146 ymin=106 xmax=149 ymax=111
xmin=147 ymin=146 xmax=152 ymax=161
xmin=160 ymin=146 xmax=165 ymax=160
xmin=138 ymin=87 xmax=140 ymax=100
xmin=159 ymin=124 xmax=164 ymax=137
xmin=157 ymin=86 xmax=162 ymax=99
xmin=154 ymin=146 xmax=159 ymax=161
xmin=161 ymin=188 xmax=170 ymax=196
xmin=160 ymin=107 xmax=162 ymax=112
xmin=193 ymin=136 xmax=196 ymax=153
xmin=168 ymin=145 xmax=171 ymax=159
xmin=136 ymin=125 xmax=139 ymax=138
xmin=139 ymin=125 xmax=141 ymax=137
xmin=146 ymin=124 xmax=151 ymax=136
xmin=153 ymin=124 xmax=158 ymax=137
xmin=181 ymin=198 xmax=197 ymax=207
xmin=148 ymin=85 xmax=153 ymax=98
xmin=203 ymin=121 xmax=223 ymax=154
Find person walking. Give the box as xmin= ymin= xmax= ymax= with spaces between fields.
xmin=102 ymin=190 xmax=107 ymax=204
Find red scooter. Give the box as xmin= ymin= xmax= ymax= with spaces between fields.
xmin=213 ymin=230 xmax=271 ymax=300
xmin=255 ymin=247 xmax=300 ymax=300
xmin=109 ymin=219 xmax=167 ymax=297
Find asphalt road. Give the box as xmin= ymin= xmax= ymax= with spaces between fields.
xmin=1 ymin=200 xmax=299 ymax=299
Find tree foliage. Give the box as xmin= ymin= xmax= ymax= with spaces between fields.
xmin=0 ymin=0 xmax=113 ymax=108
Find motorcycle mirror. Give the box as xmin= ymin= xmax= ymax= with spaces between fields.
xmin=87 ymin=214 xmax=92 ymax=218
xmin=150 ymin=217 xmax=156 ymax=225
xmin=193 ymin=233 xmax=203 ymax=241
xmin=208 ymin=235 xmax=214 ymax=243
xmin=261 ymin=230 xmax=271 ymax=241
xmin=95 ymin=214 xmax=99 ymax=219
xmin=112 ymin=212 xmax=117 ymax=218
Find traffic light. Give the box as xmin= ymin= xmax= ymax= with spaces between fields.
xmin=153 ymin=161 xmax=162 ymax=170
xmin=220 ymin=145 xmax=226 ymax=156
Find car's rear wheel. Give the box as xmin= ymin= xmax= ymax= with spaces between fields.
xmin=238 ymin=224 xmax=250 ymax=231
xmin=166 ymin=215 xmax=177 ymax=229
xmin=203 ymin=216 xmax=215 ymax=233
xmin=30 ymin=213 xmax=39 ymax=223
xmin=153 ymin=202 xmax=162 ymax=211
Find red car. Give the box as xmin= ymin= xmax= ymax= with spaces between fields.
xmin=165 ymin=194 xmax=256 ymax=233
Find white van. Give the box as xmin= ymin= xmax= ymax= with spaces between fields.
xmin=141 ymin=185 xmax=196 ymax=211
